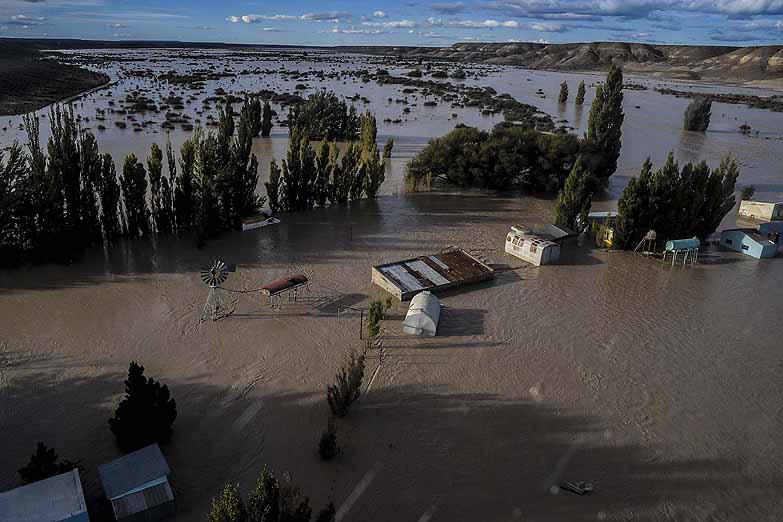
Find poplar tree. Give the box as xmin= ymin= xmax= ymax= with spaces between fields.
xmin=97 ymin=153 xmax=124 ymax=241
xmin=265 ymin=160 xmax=282 ymax=214
xmin=586 ymin=65 xmax=624 ymax=183
xmin=558 ymin=81 xmax=569 ymax=104
xmin=120 ymin=154 xmax=149 ymax=237
xmin=554 ymin=157 xmax=593 ymax=231
xmin=261 ymin=101 xmax=273 ymax=138
xmin=575 ymin=80 xmax=586 ymax=105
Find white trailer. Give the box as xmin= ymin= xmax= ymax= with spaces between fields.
xmin=505 ymin=228 xmax=560 ymax=266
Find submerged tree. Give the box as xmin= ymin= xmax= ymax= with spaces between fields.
xmin=741 ymin=185 xmax=755 ymax=201
xmin=97 ymin=153 xmax=123 ymax=241
xmin=575 ymin=80 xmax=586 ymax=105
xmin=108 ymin=361 xmax=177 ymax=452
xmin=266 ymin=160 xmax=282 ymax=215
xmin=120 ymin=154 xmax=149 ymax=238
xmin=208 ymin=483 xmax=247 ymax=522
xmin=554 ymin=157 xmax=593 ymax=231
xmin=683 ymin=97 xmax=712 ymax=132
xmin=261 ymin=101 xmax=273 ymax=138
xmin=558 ymin=81 xmax=569 ymax=104
xmin=585 ymin=65 xmax=624 ymax=184
xmin=326 ymin=349 xmax=365 ymax=417
xmin=614 ymin=153 xmax=739 ymax=248
xmin=18 ymin=442 xmax=79 ymax=484
xmin=288 ymin=91 xmax=359 ymax=141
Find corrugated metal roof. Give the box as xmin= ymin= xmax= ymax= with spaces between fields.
xmin=0 ymin=469 xmax=87 ymax=522
xmin=98 ymin=444 xmax=170 ymax=500
xmin=111 ymin=481 xmax=173 ymax=519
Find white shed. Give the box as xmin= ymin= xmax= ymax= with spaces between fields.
xmin=505 ymin=228 xmax=560 ymax=266
xmin=402 ymin=291 xmax=440 ymax=336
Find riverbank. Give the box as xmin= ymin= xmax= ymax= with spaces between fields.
xmin=0 ymin=40 xmax=110 ymax=116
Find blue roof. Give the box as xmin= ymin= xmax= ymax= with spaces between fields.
xmin=0 ymin=469 xmax=87 ymax=522
xmin=98 ymin=445 xmax=170 ymax=500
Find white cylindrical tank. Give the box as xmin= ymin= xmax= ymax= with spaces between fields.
xmin=402 ymin=291 xmax=441 ymax=337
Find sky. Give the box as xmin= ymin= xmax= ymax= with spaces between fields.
xmin=2 ymin=0 xmax=783 ymax=46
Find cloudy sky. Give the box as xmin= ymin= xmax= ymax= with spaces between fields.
xmin=2 ymin=0 xmax=783 ymax=46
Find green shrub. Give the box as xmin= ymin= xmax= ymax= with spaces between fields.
xmin=326 ymin=350 xmax=365 ymax=417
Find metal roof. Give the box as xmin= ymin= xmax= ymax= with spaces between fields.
xmin=98 ymin=445 xmax=170 ymax=501
xmin=0 ymin=469 xmax=87 ymax=522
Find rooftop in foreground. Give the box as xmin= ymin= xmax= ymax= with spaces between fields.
xmin=372 ymin=249 xmax=494 ymax=301
xmin=0 ymin=469 xmax=87 ymax=522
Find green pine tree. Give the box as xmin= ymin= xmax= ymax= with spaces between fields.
xmin=575 ymin=80 xmax=586 ymax=105
xmin=554 ymin=157 xmax=593 ymax=231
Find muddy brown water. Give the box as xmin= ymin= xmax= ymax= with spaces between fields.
xmin=1 ymin=49 xmax=783 ymax=521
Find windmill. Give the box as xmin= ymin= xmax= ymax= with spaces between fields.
xmin=200 ymin=260 xmax=237 ymax=322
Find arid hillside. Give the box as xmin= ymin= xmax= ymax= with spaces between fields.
xmin=338 ymin=42 xmax=783 ymax=83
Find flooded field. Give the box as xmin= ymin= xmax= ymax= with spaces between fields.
xmin=2 ymin=48 xmax=783 ymax=521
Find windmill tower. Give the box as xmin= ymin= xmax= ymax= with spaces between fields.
xmin=200 ymin=260 xmax=235 ymax=322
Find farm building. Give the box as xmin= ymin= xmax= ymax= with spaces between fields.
xmin=403 ymin=291 xmax=441 ymax=336
xmin=720 ymin=228 xmax=780 ymax=259
xmin=98 ymin=444 xmax=175 ymax=522
xmin=0 ymin=469 xmax=88 ymax=522
xmin=372 ymin=249 xmax=494 ymax=301
xmin=738 ymin=200 xmax=783 ymax=221
xmin=505 ymin=227 xmax=561 ymax=266
xmin=586 ymin=212 xmax=618 ymax=248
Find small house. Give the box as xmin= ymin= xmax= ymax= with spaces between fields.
xmin=586 ymin=212 xmax=618 ymax=248
xmin=738 ymin=200 xmax=783 ymax=222
xmin=0 ymin=469 xmax=89 ymax=522
xmin=98 ymin=444 xmax=174 ymax=522
xmin=402 ymin=291 xmax=440 ymax=336
xmin=505 ymin=227 xmax=560 ymax=266
xmin=720 ymin=228 xmax=779 ymax=259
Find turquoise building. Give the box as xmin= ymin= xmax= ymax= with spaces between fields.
xmin=720 ymin=227 xmax=780 ymax=259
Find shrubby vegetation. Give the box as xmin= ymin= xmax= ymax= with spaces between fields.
xmin=18 ymin=442 xmax=79 ymax=483
xmin=318 ymin=418 xmax=340 ymax=461
xmin=683 ymin=97 xmax=712 ymax=131
xmin=406 ymin=66 xmax=624 ymax=193
xmin=108 ymin=361 xmax=177 ymax=452
xmin=0 ymin=96 xmax=266 ymax=266
xmin=405 ymin=125 xmax=580 ymax=191
xmin=741 ymin=185 xmax=755 ymax=200
xmin=326 ymin=349 xmax=365 ymax=418
xmin=287 ymin=91 xmax=359 ymax=141
xmin=265 ymin=109 xmax=392 ymax=213
xmin=615 ymin=154 xmax=739 ymax=249
xmin=208 ymin=468 xmax=335 ymax=522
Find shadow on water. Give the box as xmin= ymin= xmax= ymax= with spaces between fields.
xmin=0 ymin=192 xmax=523 ymax=294
xmin=2 ymin=352 xmax=768 ymax=522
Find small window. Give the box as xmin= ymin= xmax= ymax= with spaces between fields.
xmin=725 ymin=239 xmax=733 ymax=245
xmin=742 ymin=245 xmax=749 ymax=250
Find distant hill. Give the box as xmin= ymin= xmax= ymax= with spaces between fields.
xmin=335 ymin=42 xmax=783 ymax=83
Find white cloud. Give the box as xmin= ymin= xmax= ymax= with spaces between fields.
xmin=372 ymin=10 xmax=387 ymax=18
xmin=530 ymin=21 xmax=564 ymax=32
xmin=364 ymin=19 xmax=418 ymax=27
xmin=107 ymin=22 xmax=127 ymax=28
xmin=321 ymin=26 xmax=388 ymax=34
xmin=426 ymin=17 xmax=520 ymax=28
xmin=227 ymin=11 xmax=352 ymax=24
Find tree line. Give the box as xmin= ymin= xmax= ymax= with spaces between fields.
xmin=265 ymin=109 xmax=393 ymax=214
xmin=0 ymin=97 xmax=273 ymax=265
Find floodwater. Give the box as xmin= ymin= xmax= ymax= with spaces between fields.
xmin=2 ymin=49 xmax=783 ymax=521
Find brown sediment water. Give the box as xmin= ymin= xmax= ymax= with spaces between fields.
xmin=1 ymin=49 xmax=783 ymax=521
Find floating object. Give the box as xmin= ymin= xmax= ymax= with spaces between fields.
xmin=372 ymin=249 xmax=494 ymax=301
xmin=200 ymin=259 xmax=237 ymax=322
xmin=242 ymin=216 xmax=280 ymax=231
xmin=403 ymin=291 xmax=440 ymax=336
xmin=586 ymin=212 xmax=618 ymax=248
xmin=663 ymin=237 xmax=700 ymax=266
xmin=98 ymin=444 xmax=175 ymax=522
xmin=261 ymin=274 xmax=310 ymax=309
xmin=505 ymin=227 xmax=560 ymax=266
xmin=560 ymin=481 xmax=594 ymax=496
